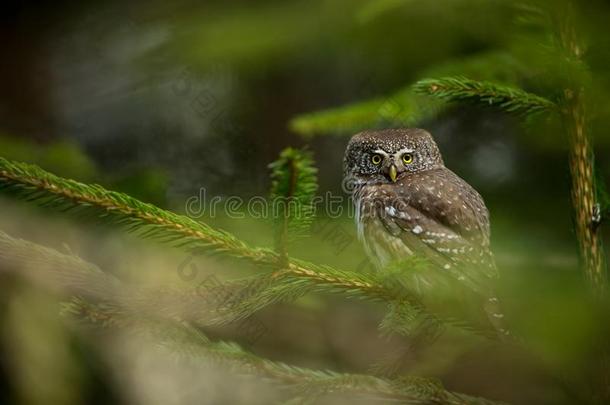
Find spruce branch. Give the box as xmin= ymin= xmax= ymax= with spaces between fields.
xmin=0 ymin=227 xmax=425 ymax=342
xmin=0 ymin=158 xmax=500 ymax=338
xmin=552 ymin=4 xmax=609 ymax=400
xmin=269 ymin=148 xmax=318 ymax=264
xmin=0 ymin=232 xmax=483 ymax=400
xmin=0 ymin=159 xmax=424 ymax=324
xmin=210 ymin=259 xmax=501 ymax=340
xmin=210 ymin=260 xmax=424 ymax=324
xmin=553 ymin=5 xmax=607 ymax=295
xmin=0 ymin=156 xmax=277 ymax=264
xmin=412 ymin=76 xmax=557 ymax=117
xmin=289 ymin=52 xmax=534 ymax=137
xmin=289 ymin=97 xmax=379 ymax=136
xmin=0 ymin=157 xmax=409 ymax=307
xmin=0 ymin=230 xmax=122 ymax=299
xmin=64 ymin=298 xmax=506 ymax=405
xmin=0 ymin=228 xmax=503 ymax=403
xmin=289 ymin=92 xmax=440 ymax=137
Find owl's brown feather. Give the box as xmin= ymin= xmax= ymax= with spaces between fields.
xmin=356 ymin=167 xmax=497 ymax=292
xmin=345 ymin=128 xmax=508 ymax=336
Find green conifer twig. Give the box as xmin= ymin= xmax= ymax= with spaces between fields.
xmin=0 ymin=157 xmax=416 ymax=312
xmin=0 ymin=158 xmax=498 ymax=337
xmin=269 ymin=148 xmax=318 ymax=265
xmin=412 ymin=76 xmax=556 ymax=117
xmin=0 ymin=229 xmax=122 ymax=299
xmin=289 ymin=51 xmax=535 ymax=137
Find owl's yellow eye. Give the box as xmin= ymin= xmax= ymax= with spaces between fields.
xmin=371 ymin=154 xmax=383 ymax=165
xmin=402 ymin=153 xmax=413 ymax=164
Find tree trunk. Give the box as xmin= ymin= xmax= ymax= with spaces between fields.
xmin=558 ymin=6 xmax=609 ymax=402
xmin=564 ymin=87 xmax=606 ymax=295
xmin=556 ymin=1 xmax=607 ymax=293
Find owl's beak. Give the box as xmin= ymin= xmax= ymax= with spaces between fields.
xmin=388 ymin=164 xmax=398 ymax=182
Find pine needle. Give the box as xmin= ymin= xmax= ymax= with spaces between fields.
xmin=269 ymin=148 xmax=318 ymax=263
xmin=413 ymin=76 xmax=556 ymax=117
xmin=0 ymin=158 xmax=502 ymax=338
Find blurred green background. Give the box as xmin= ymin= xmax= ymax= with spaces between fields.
xmin=2 ymin=0 xmax=610 ymax=404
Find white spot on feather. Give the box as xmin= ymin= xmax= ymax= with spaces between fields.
xmin=398 ymin=211 xmax=411 ymax=220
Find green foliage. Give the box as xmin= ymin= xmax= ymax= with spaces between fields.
xmin=4 ymin=0 xmax=610 ymax=403
xmin=356 ymin=0 xmax=412 ymax=24
xmin=164 ymin=0 xmax=357 ymax=69
xmin=0 ymin=156 xmax=259 ymax=263
xmin=109 ymin=168 xmax=169 ymax=208
xmin=63 ymin=297 xmax=501 ymax=404
xmin=0 ymin=230 xmax=121 ymax=300
xmin=413 ymin=76 xmax=557 ymax=117
xmin=290 ymin=91 xmax=440 ymax=138
xmin=0 ymin=157 xmax=416 ymax=327
xmin=0 ymin=156 xmax=503 ymax=339
xmin=379 ymin=300 xmax=422 ymax=337
xmin=289 ymin=51 xmax=535 ymax=137
xmin=0 ymin=135 xmax=97 ymax=181
xmin=269 ymin=148 xmax=318 ymax=261
xmin=290 ymin=97 xmax=387 ymax=137
xmin=0 ymin=229 xmax=502 ymax=404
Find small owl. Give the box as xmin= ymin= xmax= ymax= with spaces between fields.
xmin=343 ymin=128 xmax=504 ymax=331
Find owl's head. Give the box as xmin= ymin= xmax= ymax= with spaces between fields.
xmin=343 ymin=128 xmax=444 ymax=186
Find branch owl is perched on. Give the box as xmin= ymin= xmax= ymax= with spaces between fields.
xmin=344 ymin=128 xmax=505 ymax=334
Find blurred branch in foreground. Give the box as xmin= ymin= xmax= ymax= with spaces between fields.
xmin=0 ymin=229 xmax=505 ymax=405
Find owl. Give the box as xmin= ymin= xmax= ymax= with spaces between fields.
xmin=344 ymin=128 xmax=505 ymax=333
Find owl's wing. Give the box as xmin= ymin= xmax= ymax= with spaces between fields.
xmin=376 ymin=168 xmax=497 ymax=291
